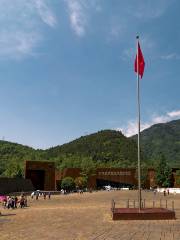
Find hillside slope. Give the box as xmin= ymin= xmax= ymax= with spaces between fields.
xmin=131 ymin=119 xmax=180 ymax=166
xmin=0 ymin=130 xmax=138 ymax=176
xmin=0 ymin=140 xmax=44 ymax=176
xmin=2 ymin=118 xmax=180 ymax=178
xmin=45 ymin=130 xmax=138 ymax=166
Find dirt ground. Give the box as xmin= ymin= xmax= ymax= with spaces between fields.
xmin=0 ymin=190 xmax=180 ymax=240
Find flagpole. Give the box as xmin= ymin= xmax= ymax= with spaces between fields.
xmin=136 ymin=35 xmax=142 ymax=211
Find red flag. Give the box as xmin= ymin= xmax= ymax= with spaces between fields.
xmin=134 ymin=42 xmax=145 ymax=78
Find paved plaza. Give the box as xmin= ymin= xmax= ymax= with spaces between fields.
xmin=0 ymin=191 xmax=180 ymax=240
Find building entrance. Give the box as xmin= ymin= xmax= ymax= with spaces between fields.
xmin=96 ymin=178 xmax=134 ymax=189
xmin=26 ymin=170 xmax=45 ymax=190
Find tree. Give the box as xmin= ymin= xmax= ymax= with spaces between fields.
xmin=134 ymin=164 xmax=148 ymax=189
xmin=61 ymin=177 xmax=75 ymax=192
xmin=74 ymin=176 xmax=87 ymax=189
xmin=14 ymin=164 xmax=24 ymax=178
xmin=155 ymin=154 xmax=172 ymax=187
xmin=80 ymin=157 xmax=96 ymax=184
xmin=3 ymin=161 xmax=24 ymax=178
xmin=175 ymin=170 xmax=180 ymax=186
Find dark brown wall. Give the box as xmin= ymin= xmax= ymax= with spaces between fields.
xmin=58 ymin=168 xmax=138 ymax=189
xmin=0 ymin=178 xmax=34 ymax=194
xmin=25 ymin=161 xmax=178 ymax=190
xmin=57 ymin=168 xmax=162 ymax=189
xmin=172 ymin=168 xmax=180 ymax=187
xmin=25 ymin=161 xmax=55 ymax=191
xmin=96 ymin=168 xmax=137 ymax=185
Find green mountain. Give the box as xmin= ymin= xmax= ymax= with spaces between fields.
xmin=131 ymin=119 xmax=180 ymax=167
xmin=0 ymin=130 xmax=138 ymax=176
xmin=0 ymin=140 xmax=44 ymax=176
xmin=46 ymin=130 xmax=138 ymax=167
xmin=1 ymin=119 xmax=180 ymax=177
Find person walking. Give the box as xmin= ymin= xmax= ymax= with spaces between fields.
xmin=48 ymin=192 xmax=51 ymax=199
xmin=43 ymin=192 xmax=46 ymax=200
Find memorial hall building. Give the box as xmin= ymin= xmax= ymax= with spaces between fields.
xmin=25 ymin=161 xmax=178 ymax=191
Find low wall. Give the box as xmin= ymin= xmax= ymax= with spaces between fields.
xmin=0 ymin=177 xmax=34 ymax=194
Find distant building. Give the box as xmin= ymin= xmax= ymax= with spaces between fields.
xmin=25 ymin=161 xmax=179 ymax=191
xmin=25 ymin=161 xmax=56 ymax=191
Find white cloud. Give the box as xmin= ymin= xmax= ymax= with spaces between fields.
xmin=34 ymin=0 xmax=57 ymax=27
xmin=161 ymin=53 xmax=180 ymax=60
xmin=89 ymin=0 xmax=102 ymax=12
xmin=167 ymin=110 xmax=180 ymax=118
xmin=121 ymin=47 xmax=134 ymax=61
xmin=0 ymin=0 xmax=56 ymax=60
xmin=64 ymin=0 xmax=102 ymax=37
xmin=0 ymin=30 xmax=41 ymax=59
xmin=117 ymin=110 xmax=180 ymax=137
xmin=117 ymin=121 xmax=151 ymax=137
xmin=65 ymin=0 xmax=87 ymax=37
xmin=109 ymin=24 xmax=126 ymax=41
xmin=128 ymin=0 xmax=172 ymax=19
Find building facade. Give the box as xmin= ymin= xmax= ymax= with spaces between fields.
xmin=25 ymin=161 xmax=56 ymax=191
xmin=25 ymin=161 xmax=179 ymax=191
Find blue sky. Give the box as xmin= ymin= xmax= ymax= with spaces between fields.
xmin=0 ymin=0 xmax=180 ymax=149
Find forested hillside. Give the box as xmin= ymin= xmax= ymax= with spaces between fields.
xmin=1 ymin=119 xmax=180 ymax=178
xmin=131 ymin=119 xmax=180 ymax=167
xmin=0 ymin=130 xmax=138 ymax=177
xmin=45 ymin=130 xmax=139 ymax=169
xmin=0 ymin=140 xmax=44 ymax=176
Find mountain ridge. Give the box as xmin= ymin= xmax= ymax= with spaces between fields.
xmin=131 ymin=119 xmax=180 ymax=167
xmin=0 ymin=119 xmax=180 ymax=176
xmin=0 ymin=130 xmax=138 ymax=176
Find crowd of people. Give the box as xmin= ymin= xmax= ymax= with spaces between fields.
xmin=31 ymin=191 xmax=51 ymax=200
xmin=2 ymin=194 xmax=28 ymax=209
xmin=153 ymin=188 xmax=171 ymax=196
xmin=1 ymin=191 xmax=53 ymax=210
